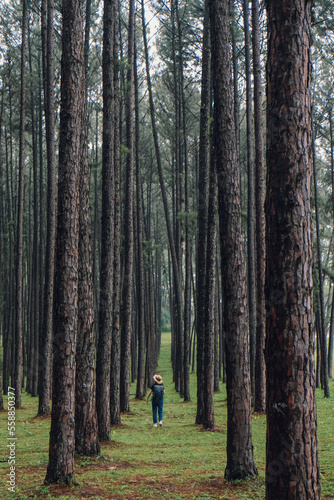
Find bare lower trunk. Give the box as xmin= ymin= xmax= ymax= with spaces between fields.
xmin=252 ymin=0 xmax=266 ymax=413
xmin=265 ymin=1 xmax=321 ymax=497
xmin=45 ymin=0 xmax=83 ymax=482
xmin=210 ymin=0 xmax=257 ymax=480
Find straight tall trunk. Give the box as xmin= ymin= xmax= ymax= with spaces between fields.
xmin=210 ymin=0 xmax=257 ymax=480
xmin=243 ymin=0 xmax=256 ymax=404
xmin=45 ymin=0 xmax=84 ymax=482
xmin=175 ymin=0 xmax=191 ymax=402
xmin=203 ymin=148 xmax=217 ymax=431
xmin=329 ymin=109 xmax=334 ymax=378
xmin=96 ymin=0 xmax=116 ymax=440
xmin=252 ymin=0 xmax=266 ymax=413
xmin=196 ymin=0 xmax=210 ymax=425
xmin=120 ymin=0 xmax=135 ymax=413
xmin=39 ymin=0 xmax=57 ymax=416
xmin=141 ymin=0 xmax=183 ymax=375
xmin=265 ymin=1 xmax=320 ymax=497
xmin=171 ymin=0 xmax=183 ymax=395
xmin=135 ymin=46 xmax=146 ymax=400
xmin=75 ymin=0 xmax=100 ymax=456
xmin=328 ymin=287 xmax=334 ymax=378
xmin=28 ymin=23 xmax=39 ymax=398
xmin=14 ymin=0 xmax=28 ymax=409
xmin=313 ymin=130 xmax=330 ymax=397
xmin=110 ymin=1 xmax=121 ymax=425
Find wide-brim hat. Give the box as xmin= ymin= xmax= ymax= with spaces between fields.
xmin=153 ymin=374 xmax=163 ymax=384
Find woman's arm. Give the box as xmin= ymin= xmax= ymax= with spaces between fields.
xmin=146 ymin=389 xmax=152 ymax=403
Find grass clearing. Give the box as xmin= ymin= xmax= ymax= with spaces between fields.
xmin=1 ymin=332 xmax=333 ymax=499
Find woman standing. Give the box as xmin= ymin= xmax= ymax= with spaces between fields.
xmin=146 ymin=374 xmax=165 ymax=427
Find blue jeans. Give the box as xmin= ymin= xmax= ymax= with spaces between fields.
xmin=152 ymin=399 xmax=163 ymax=424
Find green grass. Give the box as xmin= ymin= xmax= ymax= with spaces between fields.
xmin=1 ymin=332 xmax=333 ymax=499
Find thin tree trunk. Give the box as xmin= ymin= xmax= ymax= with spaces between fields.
xmin=38 ymin=55 xmax=46 ymax=402
xmin=135 ymin=45 xmax=146 ymax=400
xmin=252 ymin=0 xmax=266 ymax=413
xmin=28 ymin=22 xmax=39 ymax=398
xmin=14 ymin=0 xmax=28 ymax=409
xmin=196 ymin=0 xmax=210 ymax=425
xmin=328 ymin=287 xmax=334 ymax=378
xmin=110 ymin=1 xmax=121 ymax=425
xmin=313 ymin=129 xmax=330 ymax=397
xmin=329 ymin=109 xmax=334 ymax=378
xmin=243 ymin=0 xmax=256 ymax=404
xmin=141 ymin=0 xmax=183 ymax=378
xmin=175 ymin=0 xmax=191 ymax=402
xmin=203 ymin=147 xmax=217 ymax=431
xmin=120 ymin=0 xmax=135 ymax=413
xmin=0 ymin=91 xmax=4 ymax=411
xmin=96 ymin=0 xmax=117 ymax=440
xmin=171 ymin=0 xmax=183 ymax=395
xmin=39 ymin=0 xmax=57 ymax=416
xmin=230 ymin=2 xmax=240 ymax=165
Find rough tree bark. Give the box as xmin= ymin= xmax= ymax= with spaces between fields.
xmin=96 ymin=0 xmax=116 ymax=440
xmin=312 ymin=128 xmax=330 ymax=397
xmin=38 ymin=0 xmax=57 ymax=416
xmin=135 ymin=45 xmax=146 ymax=400
xmin=328 ymin=109 xmax=334 ymax=378
xmin=196 ymin=0 xmax=210 ymax=425
xmin=110 ymin=0 xmax=121 ymax=425
xmin=45 ymin=0 xmax=84 ymax=483
xmin=243 ymin=0 xmax=256 ymax=404
xmin=141 ymin=0 xmax=183 ymax=378
xmin=210 ymin=0 xmax=257 ymax=480
xmin=265 ymin=1 xmax=321 ymax=497
xmin=252 ymin=0 xmax=266 ymax=413
xmin=75 ymin=0 xmax=100 ymax=456
xmin=203 ymin=149 xmax=217 ymax=431
xmin=120 ymin=0 xmax=135 ymax=413
xmin=14 ymin=0 xmax=28 ymax=409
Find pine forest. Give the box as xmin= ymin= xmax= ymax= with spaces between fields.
xmin=0 ymin=0 xmax=334 ymax=498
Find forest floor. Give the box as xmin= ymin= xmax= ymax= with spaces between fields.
xmin=1 ymin=332 xmax=334 ymax=499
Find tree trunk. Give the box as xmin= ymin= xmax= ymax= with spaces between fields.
xmin=171 ymin=0 xmax=183 ymax=396
xmin=328 ymin=287 xmax=334 ymax=378
xmin=38 ymin=0 xmax=57 ymax=416
xmin=110 ymin=1 xmax=121 ymax=425
xmin=44 ymin=0 xmax=83 ymax=483
xmin=175 ymin=0 xmax=191 ymax=402
xmin=243 ymin=0 xmax=256 ymax=405
xmin=203 ymin=148 xmax=217 ymax=431
xmin=230 ymin=2 xmax=240 ymax=166
xmin=96 ymin=0 xmax=117 ymax=440
xmin=75 ymin=0 xmax=100 ymax=456
xmin=265 ymin=1 xmax=321 ymax=497
xmin=252 ymin=0 xmax=266 ymax=413
xmin=329 ymin=109 xmax=334 ymax=378
xmin=120 ymin=0 xmax=135 ymax=413
xmin=14 ymin=0 xmax=28 ymax=409
xmin=196 ymin=0 xmax=210 ymax=425
xmin=312 ymin=129 xmax=330 ymax=397
xmin=141 ymin=0 xmax=183 ymax=385
xmin=0 ymin=91 xmax=4 ymax=411
xmin=210 ymin=0 xmax=257 ymax=480
xmin=28 ymin=21 xmax=39 ymax=399
xmin=135 ymin=45 xmax=146 ymax=400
